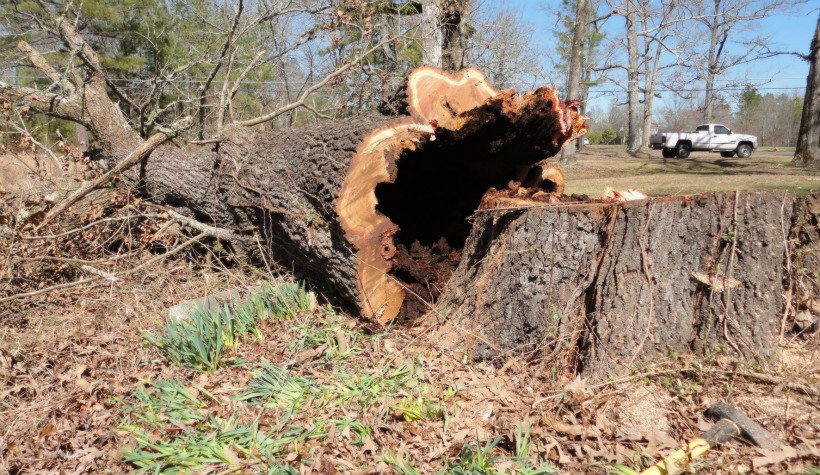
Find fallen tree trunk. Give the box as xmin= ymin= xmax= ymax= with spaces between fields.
xmin=3 ymin=66 xmax=587 ymax=324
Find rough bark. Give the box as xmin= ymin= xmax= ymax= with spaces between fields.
xmin=429 ymin=190 xmax=797 ymax=381
xmin=442 ymin=0 xmax=468 ymax=71
xmin=790 ymin=193 xmax=820 ymax=327
xmin=794 ymin=14 xmax=820 ymax=167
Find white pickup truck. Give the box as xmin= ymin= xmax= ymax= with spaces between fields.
xmin=648 ymin=124 xmax=758 ymax=159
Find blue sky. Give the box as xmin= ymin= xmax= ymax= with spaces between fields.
xmin=493 ymin=0 xmax=817 ymax=111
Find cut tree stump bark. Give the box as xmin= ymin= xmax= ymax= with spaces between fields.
xmin=429 ymin=190 xmax=801 ymax=380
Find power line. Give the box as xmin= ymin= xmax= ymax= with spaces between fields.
xmin=591 ymin=86 xmax=805 ymax=93
xmin=0 ymin=77 xmax=806 ymax=94
xmin=681 ymin=77 xmax=807 ymax=82
xmin=2 ymin=75 xmax=808 ymax=88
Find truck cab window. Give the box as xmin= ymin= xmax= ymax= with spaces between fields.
xmin=696 ymin=125 xmax=709 ymax=133
xmin=714 ymin=125 xmax=730 ymax=134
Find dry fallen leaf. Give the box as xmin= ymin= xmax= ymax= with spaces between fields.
xmin=563 ymin=375 xmax=589 ymax=398
xmin=752 ymin=445 xmax=797 ymax=469
xmin=222 ymin=447 xmax=242 ymax=465
xmin=692 ymin=271 xmax=741 ymax=292
xmin=38 ymin=422 xmax=56 ymax=438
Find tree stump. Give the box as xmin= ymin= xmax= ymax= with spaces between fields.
xmin=430 ymin=190 xmax=799 ymax=380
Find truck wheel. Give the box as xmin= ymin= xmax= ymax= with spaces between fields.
xmin=662 ymin=148 xmax=675 ymax=158
xmin=720 ymin=151 xmax=734 ymax=158
xmin=676 ymin=143 xmax=691 ymax=159
xmin=736 ymin=144 xmax=752 ymax=158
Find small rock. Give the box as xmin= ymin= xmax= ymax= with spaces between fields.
xmin=167 ymin=285 xmax=261 ymax=320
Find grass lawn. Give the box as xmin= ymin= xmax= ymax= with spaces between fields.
xmin=564 ymin=146 xmax=820 ymax=197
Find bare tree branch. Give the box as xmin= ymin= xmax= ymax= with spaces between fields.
xmin=0 ymin=83 xmax=85 ymax=123
xmin=197 ymin=0 xmax=245 ymax=139
xmin=16 ymin=41 xmax=76 ymax=96
xmin=224 ymin=49 xmax=266 ymax=125
xmin=237 ymin=34 xmax=402 ymax=127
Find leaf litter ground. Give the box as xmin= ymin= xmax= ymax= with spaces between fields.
xmin=1 ymin=259 xmax=819 ymax=474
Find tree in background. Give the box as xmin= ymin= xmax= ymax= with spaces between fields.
xmin=736 ymin=88 xmax=803 ymax=147
xmin=593 ymin=0 xmax=693 ymax=154
xmin=468 ymin=5 xmax=545 ymax=90
xmin=558 ymin=0 xmax=588 ymax=167
xmin=682 ymin=0 xmax=802 ymax=123
xmin=323 ymin=1 xmax=424 ymax=113
xmin=794 ymin=13 xmax=819 ymax=167
xmin=421 ymin=0 xmax=444 ymax=66
xmin=549 ymin=0 xmax=607 ymax=165
xmin=442 ymin=0 xmax=469 ymax=69
xmin=421 ymin=0 xmax=468 ymax=70
xmin=550 ymin=0 xmax=607 ymax=99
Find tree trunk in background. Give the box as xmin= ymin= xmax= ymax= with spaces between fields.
xmin=702 ymin=0 xmax=722 ymax=123
xmin=794 ymin=14 xmax=820 ymax=167
xmin=625 ymin=0 xmax=642 ymax=154
xmin=421 ymin=0 xmax=443 ymax=67
xmin=559 ymin=0 xmax=589 ymax=168
xmin=641 ymin=43 xmax=663 ymax=149
xmin=430 ymin=190 xmax=800 ymax=381
xmin=379 ymin=16 xmax=402 ymax=91
xmin=442 ymin=0 xmax=468 ymax=70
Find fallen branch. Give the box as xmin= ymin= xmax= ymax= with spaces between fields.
xmin=166 ymin=209 xmax=240 ymax=242
xmin=731 ymin=369 xmax=820 ymax=398
xmin=0 ymin=232 xmax=207 ymax=304
xmin=14 ymin=252 xmax=139 ymax=265
xmin=16 ymin=40 xmax=76 ymax=95
xmin=37 ymin=116 xmax=192 ymax=229
xmin=166 ymin=209 xmax=248 ymax=259
xmin=23 ymin=214 xmax=162 ymax=240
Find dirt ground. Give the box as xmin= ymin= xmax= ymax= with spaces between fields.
xmin=1 ymin=146 xmax=819 ymax=474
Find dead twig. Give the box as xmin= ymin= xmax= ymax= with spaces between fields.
xmin=721 ymin=190 xmax=745 ymax=356
xmin=23 ymin=214 xmax=162 ymax=240
xmin=80 ymin=264 xmax=121 ymax=282
xmin=780 ymin=195 xmax=794 ymax=342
